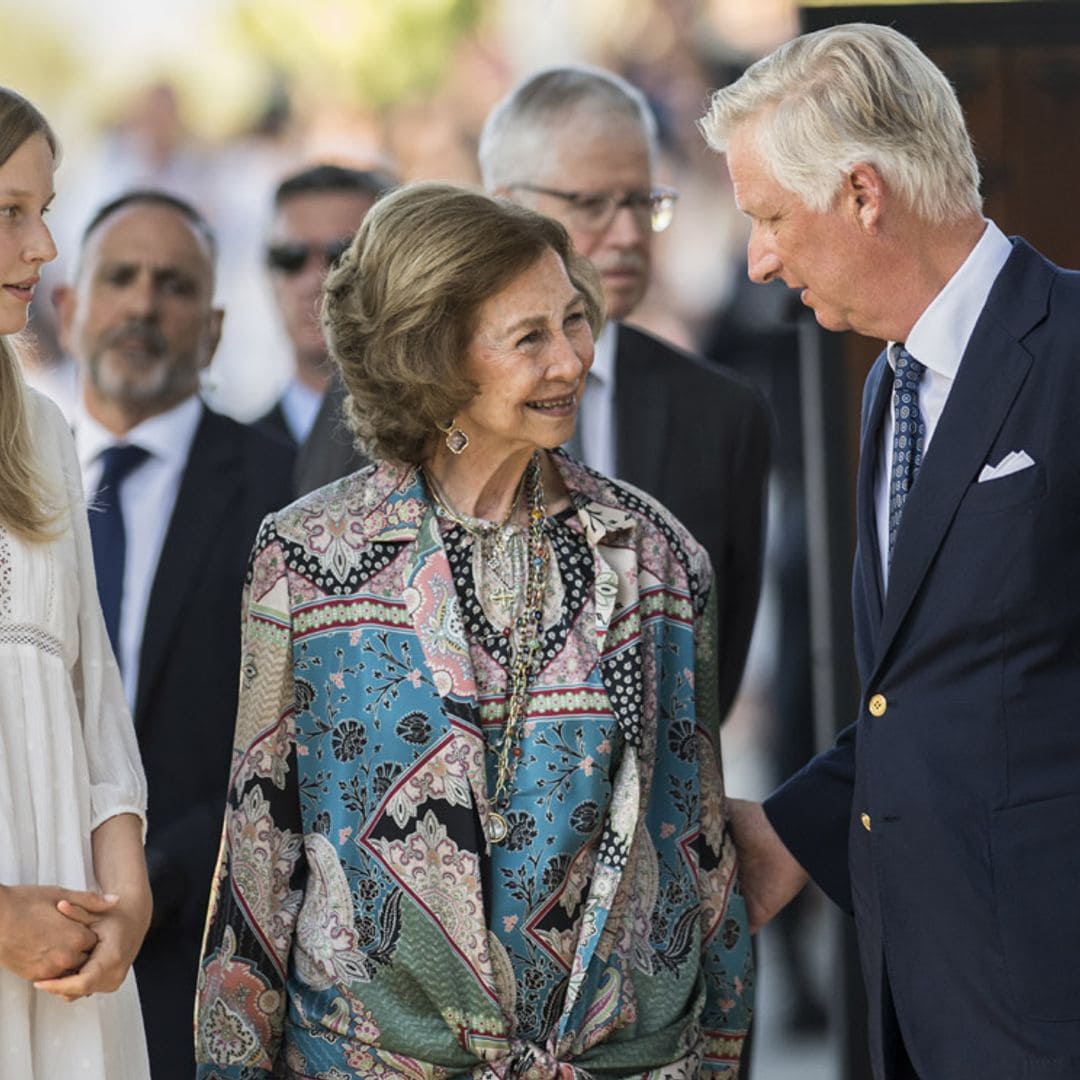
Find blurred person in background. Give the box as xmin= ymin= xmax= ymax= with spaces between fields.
xmin=702 ymin=22 xmax=1080 ymax=1079
xmin=52 ymin=189 xmax=294 ymax=1080
xmin=0 ymin=85 xmax=151 ymax=1079
xmin=256 ymin=163 xmax=393 ymax=494
xmin=479 ymin=65 xmax=770 ymax=724
xmin=196 ymin=181 xmax=752 ymax=1078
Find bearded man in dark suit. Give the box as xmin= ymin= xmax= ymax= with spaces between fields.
xmin=54 ymin=190 xmax=294 ymax=1080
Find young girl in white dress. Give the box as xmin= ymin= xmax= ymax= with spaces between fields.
xmin=0 ymin=85 xmax=153 ymax=1078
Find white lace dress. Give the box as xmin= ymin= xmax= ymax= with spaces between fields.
xmin=0 ymin=389 xmax=150 ymax=1078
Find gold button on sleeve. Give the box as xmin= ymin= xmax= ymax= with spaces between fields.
xmin=868 ymin=693 xmax=887 ymax=717
xmin=860 ymin=812 xmax=872 ymax=832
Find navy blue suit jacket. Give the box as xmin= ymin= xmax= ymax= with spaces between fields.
xmin=766 ymin=239 xmax=1080 ymax=1079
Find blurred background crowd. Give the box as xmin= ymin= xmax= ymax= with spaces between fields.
xmin=9 ymin=0 xmax=800 ymax=418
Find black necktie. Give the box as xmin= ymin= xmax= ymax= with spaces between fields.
xmin=89 ymin=444 xmax=150 ymax=662
xmin=887 ymin=347 xmax=926 ymax=566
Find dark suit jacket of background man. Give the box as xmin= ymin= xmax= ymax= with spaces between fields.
xmin=294 ymin=374 xmax=369 ymax=495
xmin=765 ymin=239 xmax=1080 ymax=1079
xmin=132 ymin=407 xmax=294 ymax=1080
xmin=254 ymin=397 xmax=294 ymax=446
xmin=613 ymin=322 xmax=770 ymax=721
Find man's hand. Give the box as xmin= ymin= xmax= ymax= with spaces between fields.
xmin=0 ymin=884 xmax=115 ymax=982
xmin=727 ymin=797 xmax=810 ymax=932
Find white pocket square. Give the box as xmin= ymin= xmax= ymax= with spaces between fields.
xmin=978 ymin=450 xmax=1035 ymax=483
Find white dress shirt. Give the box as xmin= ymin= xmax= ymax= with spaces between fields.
xmin=875 ymin=220 xmax=1014 ymax=585
xmin=76 ymin=395 xmax=203 ymax=708
xmin=279 ymin=377 xmax=324 ymax=444
xmin=578 ymin=321 xmax=618 ymax=478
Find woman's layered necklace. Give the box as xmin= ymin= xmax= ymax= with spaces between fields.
xmin=425 ymin=452 xmax=550 ymax=844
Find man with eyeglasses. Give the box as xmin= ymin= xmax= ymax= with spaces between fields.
xmin=480 ymin=65 xmax=771 ymax=723
xmin=259 ymin=163 xmax=394 ymax=492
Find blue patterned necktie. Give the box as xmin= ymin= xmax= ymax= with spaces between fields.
xmin=887 ymin=346 xmax=926 ymax=566
xmin=89 ymin=444 xmax=150 ymax=662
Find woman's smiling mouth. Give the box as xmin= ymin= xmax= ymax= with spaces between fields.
xmin=526 ymin=393 xmax=576 ymax=415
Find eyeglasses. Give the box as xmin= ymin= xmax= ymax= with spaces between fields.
xmin=510 ymin=184 xmax=678 ymax=234
xmin=266 ymin=237 xmax=352 ymax=275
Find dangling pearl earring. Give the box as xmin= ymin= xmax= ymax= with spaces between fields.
xmin=438 ymin=419 xmax=469 ymax=455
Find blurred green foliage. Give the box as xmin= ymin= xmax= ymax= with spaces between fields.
xmin=0 ymin=18 xmax=80 ymax=103
xmin=228 ymin=0 xmax=483 ymax=108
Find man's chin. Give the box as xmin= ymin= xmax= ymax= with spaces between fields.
xmin=89 ymin=366 xmax=185 ymax=414
xmin=298 ymin=345 xmax=334 ymax=375
xmin=602 ymin=285 xmax=646 ymax=323
xmin=811 ymin=307 xmax=851 ymax=334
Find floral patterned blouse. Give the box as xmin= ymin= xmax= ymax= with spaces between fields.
xmin=195 ymin=453 xmax=752 ymax=1080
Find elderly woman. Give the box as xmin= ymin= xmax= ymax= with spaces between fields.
xmin=196 ymin=182 xmax=752 ymax=1079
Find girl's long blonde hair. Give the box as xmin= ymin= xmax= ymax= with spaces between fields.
xmin=0 ymin=86 xmax=59 ymax=542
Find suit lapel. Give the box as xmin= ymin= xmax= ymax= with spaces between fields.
xmin=613 ymin=324 xmax=669 ymax=491
xmin=135 ymin=409 xmax=241 ymax=726
xmin=872 ymin=243 xmax=1049 ymax=676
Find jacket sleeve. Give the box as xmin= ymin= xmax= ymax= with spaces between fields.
xmin=761 ymin=355 xmax=890 ymax=915
xmin=196 ymin=516 xmax=305 ymax=1078
xmin=765 ymin=720 xmax=857 ymax=914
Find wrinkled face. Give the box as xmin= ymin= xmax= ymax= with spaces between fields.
xmin=728 ymin=121 xmax=887 ymax=335
xmin=58 ymin=203 xmax=222 ymax=423
xmin=520 ymin=115 xmax=653 ymax=322
xmin=457 ymin=248 xmax=594 ymax=460
xmin=267 ymin=190 xmax=375 ymax=367
xmin=0 ymin=133 xmax=57 ymax=335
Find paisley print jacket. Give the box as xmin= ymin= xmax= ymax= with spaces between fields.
xmin=195 ymin=453 xmax=752 ymax=1079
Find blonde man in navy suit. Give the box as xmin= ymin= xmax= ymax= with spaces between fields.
xmin=702 ymin=23 xmax=1080 ymax=1080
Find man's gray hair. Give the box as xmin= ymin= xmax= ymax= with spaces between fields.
xmin=699 ymin=23 xmax=982 ymax=225
xmin=479 ymin=64 xmax=658 ymax=191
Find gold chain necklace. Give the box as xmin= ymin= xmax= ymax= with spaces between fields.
xmin=423 ymin=453 xmax=549 ymax=844
xmin=426 ymin=465 xmax=529 ymax=621
xmin=424 ymin=467 xmax=523 ymax=536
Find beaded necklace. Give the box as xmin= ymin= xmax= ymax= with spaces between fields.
xmin=424 ymin=467 xmax=523 ymax=536
xmin=424 ymin=452 xmax=549 ymax=844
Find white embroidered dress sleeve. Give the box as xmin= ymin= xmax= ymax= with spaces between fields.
xmin=0 ymin=389 xmax=149 ymax=1080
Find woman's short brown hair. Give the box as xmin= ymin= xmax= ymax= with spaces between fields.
xmin=321 ymin=180 xmax=605 ymax=464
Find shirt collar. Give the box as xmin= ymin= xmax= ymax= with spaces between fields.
xmin=888 ymin=219 xmax=1013 ymax=377
xmin=280 ymin=376 xmax=323 ymax=432
xmin=349 ymin=453 xmax=635 ymax=546
xmin=590 ymin=321 xmax=618 ymax=386
xmin=75 ymin=393 xmax=204 ymax=473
